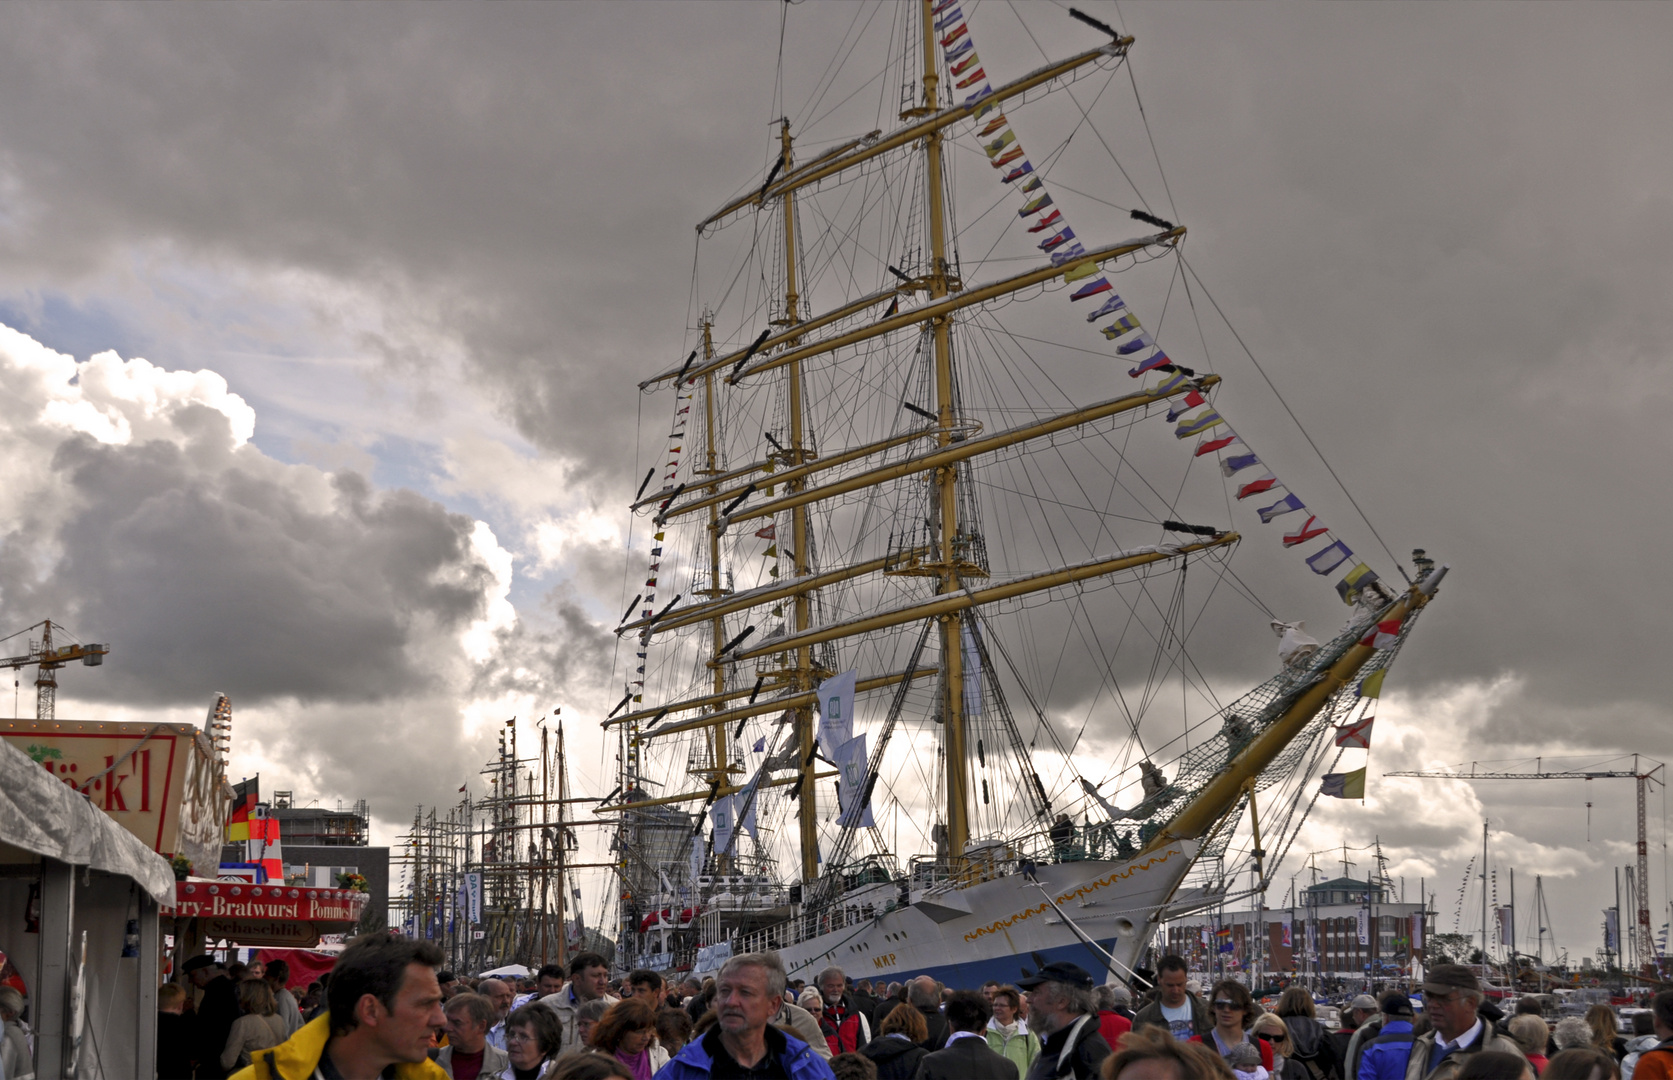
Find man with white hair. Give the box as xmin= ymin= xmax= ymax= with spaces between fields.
xmin=657 ymin=952 xmax=837 ymax=1080
xmin=814 ymin=966 xmax=871 ymax=1055
xmin=1403 ymin=965 xmax=1524 ymax=1080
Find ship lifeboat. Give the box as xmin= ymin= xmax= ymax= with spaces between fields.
xmin=639 ymin=906 xmax=699 ymax=932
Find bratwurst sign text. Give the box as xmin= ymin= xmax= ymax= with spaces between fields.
xmin=173 ymin=882 xmax=365 ymax=924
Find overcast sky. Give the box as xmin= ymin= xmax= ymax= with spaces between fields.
xmin=1 ymin=1 xmax=1669 ymax=963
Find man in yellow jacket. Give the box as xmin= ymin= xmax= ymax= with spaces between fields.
xmin=232 ymin=931 xmax=449 ymax=1080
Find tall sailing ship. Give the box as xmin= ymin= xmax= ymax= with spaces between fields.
xmin=599 ymin=1 xmax=1447 ymax=987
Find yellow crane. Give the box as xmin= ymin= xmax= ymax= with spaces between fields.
xmin=0 ymin=618 xmax=109 ymax=721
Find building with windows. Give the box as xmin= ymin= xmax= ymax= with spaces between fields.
xmin=1162 ymin=877 xmax=1429 ymax=986
xmin=222 ymin=790 xmax=389 ymax=930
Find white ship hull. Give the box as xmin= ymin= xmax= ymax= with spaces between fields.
xmin=761 ymin=842 xmax=1198 ymax=986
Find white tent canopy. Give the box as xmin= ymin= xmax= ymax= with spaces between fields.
xmin=0 ymin=736 xmax=175 ymax=904
xmin=0 ymin=737 xmax=175 ymax=1077
xmin=478 ymin=963 xmax=531 ymax=979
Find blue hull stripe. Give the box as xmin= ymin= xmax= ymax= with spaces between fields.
xmin=866 ymin=937 xmax=1123 ymax=989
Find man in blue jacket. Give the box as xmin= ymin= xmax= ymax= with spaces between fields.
xmin=1358 ymin=992 xmax=1416 ymax=1080
xmin=656 ymin=952 xmax=836 ymax=1080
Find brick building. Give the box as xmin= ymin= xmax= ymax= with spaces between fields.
xmin=1163 ymin=876 xmax=1429 ymax=985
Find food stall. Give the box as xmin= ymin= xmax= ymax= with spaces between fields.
xmin=0 ymin=735 xmax=175 ymax=1078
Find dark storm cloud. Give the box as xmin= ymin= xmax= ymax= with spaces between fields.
xmin=0 ymin=2 xmax=798 ymax=496
xmin=5 ymin=428 xmax=488 ymax=706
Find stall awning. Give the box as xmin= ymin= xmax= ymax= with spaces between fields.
xmin=0 ymin=736 xmax=174 ymax=903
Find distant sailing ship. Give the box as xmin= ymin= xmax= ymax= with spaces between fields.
xmin=599 ymin=0 xmax=1448 ymax=988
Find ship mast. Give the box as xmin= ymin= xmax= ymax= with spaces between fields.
xmin=917 ymin=0 xmax=973 ymax=862
xmin=698 ymin=318 xmax=734 ymax=814
xmin=774 ymin=118 xmax=822 ymax=884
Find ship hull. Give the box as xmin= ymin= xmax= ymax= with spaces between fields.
xmin=765 ymin=842 xmax=1198 ymax=986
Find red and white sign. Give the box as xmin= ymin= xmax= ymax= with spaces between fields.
xmin=173 ymin=881 xmax=367 ymax=926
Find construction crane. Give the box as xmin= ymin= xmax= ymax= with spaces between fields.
xmin=0 ymin=619 xmax=109 ymax=722
xmin=1386 ymin=756 xmax=1665 ymax=970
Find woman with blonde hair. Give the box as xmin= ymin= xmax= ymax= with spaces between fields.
xmin=221 ymin=977 xmax=287 ymax=1072
xmin=1250 ymin=1013 xmax=1307 ymax=1080
xmin=1586 ymin=1005 xmax=1628 ymax=1061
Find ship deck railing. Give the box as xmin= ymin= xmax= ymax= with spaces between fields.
xmin=720 ymin=825 xmax=1142 ymax=956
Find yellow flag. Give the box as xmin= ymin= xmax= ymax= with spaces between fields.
xmin=1063 ymin=259 xmax=1100 ymax=283
xmin=1358 ymin=669 xmax=1387 ymax=699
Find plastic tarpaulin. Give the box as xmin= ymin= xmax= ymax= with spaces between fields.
xmin=255 ymin=948 xmax=340 ymax=991
xmin=0 ymin=736 xmax=174 ymax=904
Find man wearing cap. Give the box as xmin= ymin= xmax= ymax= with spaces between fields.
xmin=1357 ymin=992 xmax=1417 ymax=1080
xmin=1131 ymin=955 xmax=1210 ymax=1041
xmin=1403 ymin=965 xmax=1523 ymax=1080
xmin=1342 ymin=993 xmax=1385 ymax=1078
xmin=184 ymin=955 xmax=243 ymax=1079
xmin=1017 ymin=962 xmax=1112 ymax=1080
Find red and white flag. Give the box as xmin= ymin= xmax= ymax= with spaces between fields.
xmin=755 ymin=524 xmax=776 ymax=540
xmin=1359 ymin=618 xmax=1403 ymax=649
xmin=1334 ymin=715 xmax=1374 ymax=749
xmin=1282 ymin=515 xmax=1329 ymax=547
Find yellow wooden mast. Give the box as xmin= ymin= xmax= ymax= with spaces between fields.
xmin=914 ymin=0 xmax=976 ymax=864
xmin=697 ymin=318 xmax=738 ymax=811
xmin=1144 ymin=568 xmax=1448 ymax=856
xmin=773 ymin=118 xmax=824 ymax=884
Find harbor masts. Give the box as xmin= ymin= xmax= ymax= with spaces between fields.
xmin=1636 ymin=753 xmax=1652 ymax=971
xmin=920 ymin=0 xmax=973 ymax=863
xmin=556 ymin=720 xmax=571 ymax=968
xmin=1480 ymin=819 xmax=1489 ymax=967
xmin=774 ymin=118 xmax=821 ymax=884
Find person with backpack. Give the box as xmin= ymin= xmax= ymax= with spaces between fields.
xmin=1273 ymin=987 xmax=1342 ymax=1080
xmin=1358 ymin=993 xmax=1417 ymax=1080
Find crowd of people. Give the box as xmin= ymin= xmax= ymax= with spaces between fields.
xmin=137 ymin=937 xmax=1673 ymax=1080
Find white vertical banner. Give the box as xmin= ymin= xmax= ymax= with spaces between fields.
xmin=465 ymin=872 xmax=483 ymax=925
xmin=962 ymin=626 xmax=984 ymax=718
xmin=711 ymin=794 xmax=736 ymax=855
xmin=689 ymin=835 xmax=705 ymax=884
xmin=835 ymin=733 xmax=875 ymax=828
xmin=817 ymin=669 xmax=857 ymax=749
xmin=1496 ymin=905 xmax=1514 ymax=946
xmin=1357 ymin=908 xmax=1369 ymax=945
xmin=738 ymin=785 xmax=759 ymax=841
xmin=1411 ymin=912 xmax=1424 ymax=949
xmin=1606 ymin=908 xmax=1620 ymax=952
